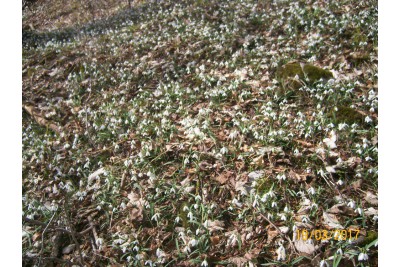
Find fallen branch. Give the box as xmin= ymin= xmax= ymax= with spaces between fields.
xmin=257 ymin=208 xmax=298 ymax=256
xmin=38 ymin=212 xmax=56 ymax=266
xmin=64 ymin=201 xmax=85 ymax=266
xmin=23 ymin=217 xmax=92 ymax=236
xmin=23 ymin=105 xmax=61 ymax=133
xmin=88 ymin=215 xmax=99 ymax=251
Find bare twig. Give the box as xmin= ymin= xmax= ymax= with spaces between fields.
xmin=88 ymin=215 xmax=99 ymax=251
xmin=64 ymin=202 xmax=85 ymax=266
xmin=23 ymin=216 xmax=92 ymax=236
xmin=24 ymin=255 xmax=73 ymax=266
xmin=38 ymin=212 xmax=56 ymax=266
xmin=257 ymin=208 xmax=298 ymax=255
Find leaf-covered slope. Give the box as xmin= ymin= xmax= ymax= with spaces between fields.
xmin=23 ymin=0 xmax=378 ymax=266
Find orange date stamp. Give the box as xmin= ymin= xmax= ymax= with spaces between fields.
xmin=296 ymin=229 xmax=360 ymax=241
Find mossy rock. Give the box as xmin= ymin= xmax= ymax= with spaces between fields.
xmin=276 ymin=62 xmax=333 ymax=90
xmin=356 ymin=231 xmax=378 ymax=246
xmin=329 ymin=106 xmax=364 ymax=125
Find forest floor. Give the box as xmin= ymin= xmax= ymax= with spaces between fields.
xmin=22 ymin=0 xmax=378 ymax=266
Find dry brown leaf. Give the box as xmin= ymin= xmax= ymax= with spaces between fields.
xmin=244 ymin=247 xmax=262 ymax=260
xmin=351 ymin=179 xmax=363 ymax=190
xmin=130 ymin=207 xmax=143 ymax=222
xmin=32 ymin=232 xmax=41 ymax=242
xmin=199 ymin=161 xmax=213 ymax=171
xmin=364 ymin=207 xmax=378 ymax=216
xmin=267 ymin=228 xmax=279 ymax=244
xmin=127 ymin=192 xmax=145 ymax=222
xmin=294 ymin=222 xmax=314 ymax=229
xmin=327 ymin=203 xmax=354 ymax=215
xmin=251 ymin=155 xmax=264 ymax=167
xmin=228 ymin=257 xmax=248 ymax=267
xmin=288 ymin=170 xmax=305 ymax=182
xmin=203 ymin=220 xmax=225 ymax=233
xmin=294 ymin=238 xmax=316 ymax=255
xmin=294 ymin=139 xmax=314 ymax=148
xmin=365 ymin=191 xmax=378 ymax=205
xmin=210 ymin=235 xmax=220 ymax=245
xmin=88 ymin=167 xmax=105 ymax=185
xmin=322 ymin=212 xmax=344 ymax=229
xmin=214 ymin=171 xmax=230 ymax=185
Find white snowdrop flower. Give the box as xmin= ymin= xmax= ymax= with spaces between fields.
xmin=220 ymin=147 xmax=228 ymax=154
xmin=365 ymin=116 xmax=372 ymax=123
xmin=147 ymin=171 xmax=156 ymax=180
xmin=187 ymin=211 xmax=195 ymax=221
xmin=272 ymin=202 xmax=277 ymax=208
xmin=227 ymin=233 xmax=238 ymax=247
xmin=124 ymin=159 xmax=132 ymax=167
xmin=195 ymin=195 xmax=202 ymax=201
xmin=184 ymin=157 xmax=190 ymax=165
xmin=145 ymin=260 xmax=154 ymax=266
xmin=326 ymin=166 xmax=336 ymax=173
xmin=151 ymin=213 xmax=160 ymax=222
xmin=252 ymin=197 xmax=259 ymax=208
xmin=194 ymin=204 xmax=199 ymax=209
xmin=320 ymin=259 xmax=329 ymax=267
xmin=358 ymin=252 xmax=369 ymax=261
xmin=127 ymin=256 xmax=132 ymax=262
xmin=336 ymin=180 xmax=344 ymax=186
xmin=337 ymin=248 xmax=343 ymax=255
xmin=201 ymin=259 xmax=208 ymax=267
xmin=277 ymin=173 xmax=286 ymax=181
xmin=261 ymin=194 xmax=268 ymax=202
xmin=338 ymin=123 xmax=348 ymax=130
xmin=183 ymin=245 xmax=191 ymax=254
xmin=189 ymin=239 xmax=198 ymax=247
xmin=276 ymin=243 xmax=286 ymax=261
xmin=183 ymin=206 xmax=189 ymax=212
xmin=323 ymin=130 xmax=337 ymax=149
xmin=232 ymin=198 xmax=243 ymax=207
xmin=280 ymin=214 xmax=287 ymax=221
xmin=133 ymin=245 xmax=139 ymax=252
xmin=356 ymin=207 xmax=363 ymax=215
xmin=174 ymin=216 xmax=181 ymax=223
xmin=228 ymin=130 xmax=239 ymax=140
xmin=347 ymin=200 xmax=356 ymax=209
xmin=156 ymin=248 xmax=166 ymax=258
xmin=268 ymin=190 xmax=276 ymax=198
xmin=96 ymin=238 xmax=103 ymax=248
xmin=308 ymin=187 xmax=316 ymax=195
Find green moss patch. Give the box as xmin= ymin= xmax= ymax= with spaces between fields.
xmin=329 ymin=106 xmax=364 ymax=125
xmin=276 ymin=62 xmax=333 ymax=90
